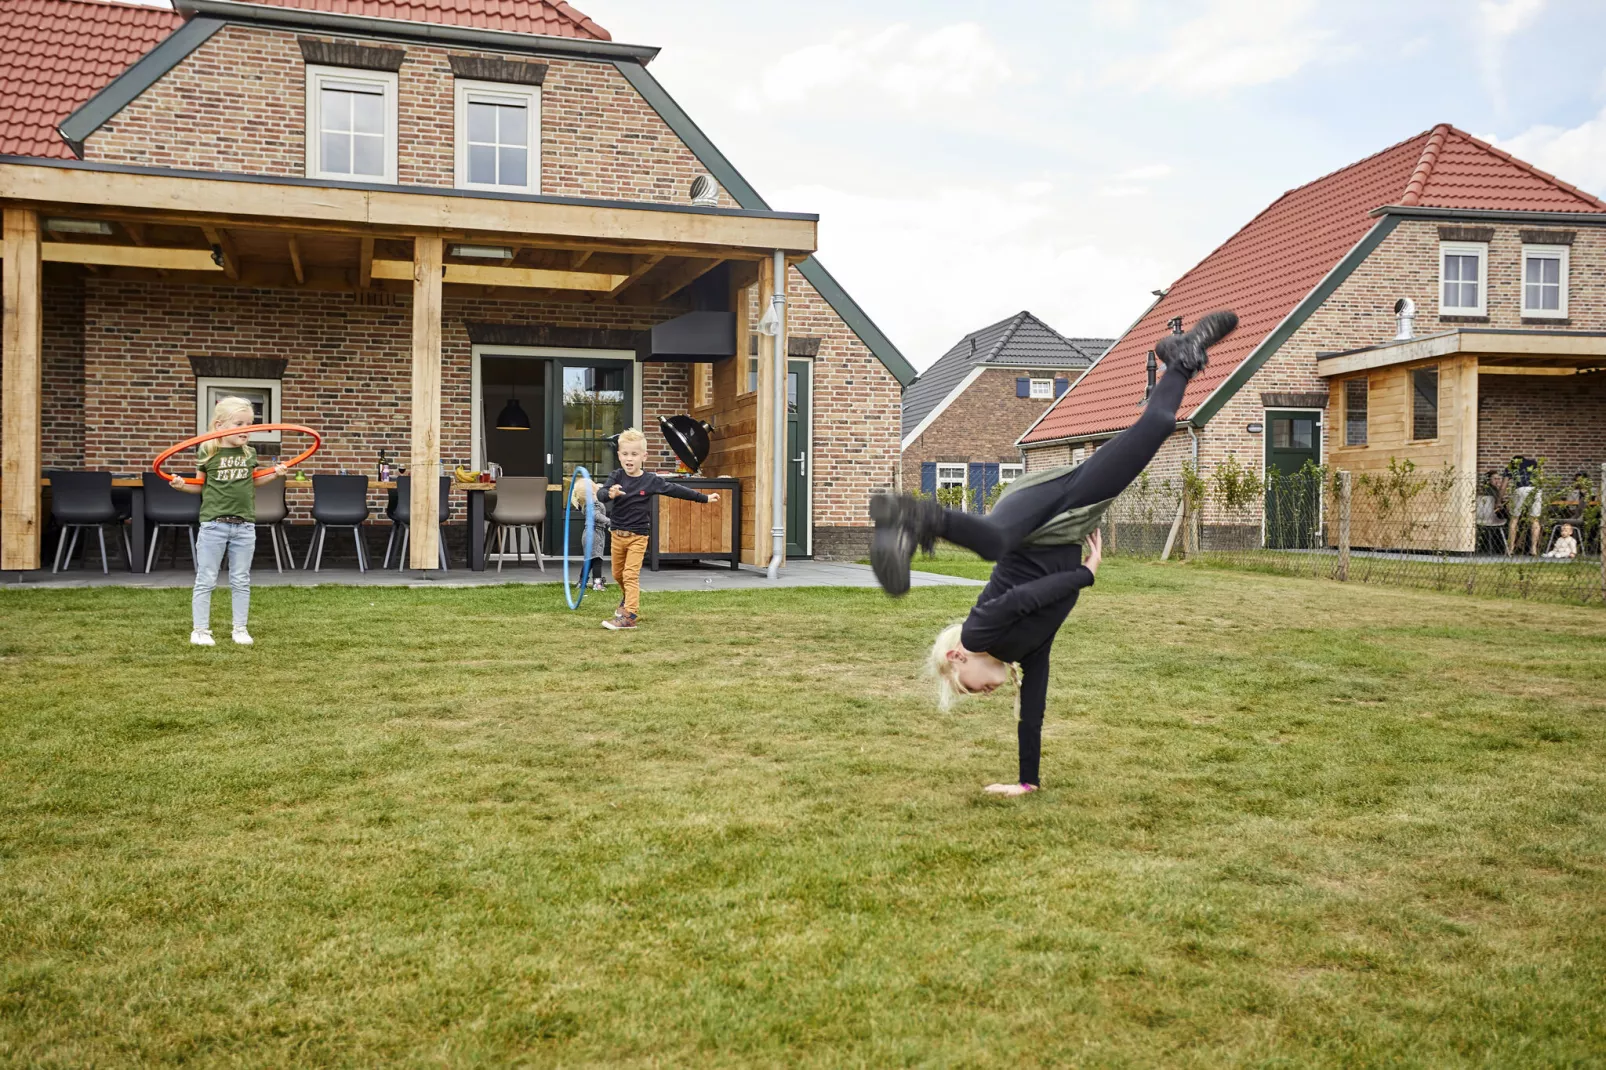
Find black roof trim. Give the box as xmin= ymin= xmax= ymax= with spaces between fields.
xmin=0 ymin=155 xmax=818 ymax=222
xmin=613 ymin=58 xmax=916 ymax=386
xmin=57 ymin=17 xmax=226 ymax=156
xmin=1373 ymin=205 xmax=1606 ymax=225
xmin=176 ymin=0 xmax=660 ymax=62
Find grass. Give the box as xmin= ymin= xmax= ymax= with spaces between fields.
xmin=2 ymin=562 xmax=1605 ymax=1067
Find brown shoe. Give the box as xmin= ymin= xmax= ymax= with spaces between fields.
xmin=602 ymin=612 xmax=638 ymax=631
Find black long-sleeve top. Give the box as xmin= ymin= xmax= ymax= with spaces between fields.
xmin=595 ymin=469 xmax=709 ymax=534
xmin=960 ymin=543 xmax=1095 ymax=786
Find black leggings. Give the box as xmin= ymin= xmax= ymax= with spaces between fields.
xmin=939 ymin=368 xmax=1188 ymax=559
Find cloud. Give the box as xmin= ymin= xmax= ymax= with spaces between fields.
xmin=1493 ymin=106 xmax=1606 ymax=195
xmin=1475 ymin=0 xmax=1546 ymax=111
xmin=774 ymin=182 xmax=1172 ymax=369
xmin=1098 ymin=164 xmax=1173 ymax=198
xmin=1105 ymin=0 xmax=1334 ymax=94
xmin=737 ymin=22 xmax=1012 ymax=112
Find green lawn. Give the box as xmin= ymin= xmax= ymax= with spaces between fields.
xmin=2 ymin=563 xmax=1604 ymax=1067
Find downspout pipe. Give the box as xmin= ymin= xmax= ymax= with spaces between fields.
xmin=767 ymin=249 xmax=787 ymax=581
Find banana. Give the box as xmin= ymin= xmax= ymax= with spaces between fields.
xmin=454 ymin=464 xmax=479 ymax=483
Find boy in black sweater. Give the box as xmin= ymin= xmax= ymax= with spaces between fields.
xmin=591 ymin=428 xmax=719 ymax=630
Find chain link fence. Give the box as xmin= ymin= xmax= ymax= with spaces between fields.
xmin=1097 ymin=459 xmax=1605 ymax=606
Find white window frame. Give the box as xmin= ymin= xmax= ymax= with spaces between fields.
xmin=305 ymin=65 xmax=398 ymax=184
xmin=1520 ymin=243 xmax=1569 ymax=318
xmin=1028 ymin=378 xmax=1054 ymax=399
xmin=454 ymin=78 xmax=541 ymax=194
xmin=999 ymin=463 xmax=1024 ymax=484
xmin=196 ymin=376 xmax=281 ymax=444
xmin=935 ymin=464 xmax=967 ymax=493
xmin=1438 ymin=241 xmax=1488 ymax=317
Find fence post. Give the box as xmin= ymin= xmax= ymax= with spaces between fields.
xmin=1337 ymin=470 xmax=1352 ymax=582
xmin=1161 ymin=497 xmax=1185 ymax=562
xmin=1106 ymin=506 xmax=1117 ymax=555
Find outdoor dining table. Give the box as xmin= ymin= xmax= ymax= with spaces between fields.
xmin=9 ymin=476 xmax=498 ymax=573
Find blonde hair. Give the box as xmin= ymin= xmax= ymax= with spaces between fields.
xmin=617 ymin=427 xmax=648 ymax=449
xmin=570 ymin=476 xmax=593 ymax=509
xmin=198 ymin=396 xmax=255 ymax=460
xmin=926 ymin=622 xmax=1021 ymax=713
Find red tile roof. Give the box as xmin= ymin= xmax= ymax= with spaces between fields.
xmin=0 ymin=0 xmax=183 ymax=158
xmin=237 ymin=0 xmax=610 ymax=40
xmin=1022 ymin=125 xmax=1606 ymax=445
xmin=0 ymin=0 xmax=610 ymax=160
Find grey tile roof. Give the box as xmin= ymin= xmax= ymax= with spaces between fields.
xmin=901 ymin=311 xmax=1111 ymax=440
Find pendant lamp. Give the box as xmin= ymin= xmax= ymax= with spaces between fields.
xmin=496 ymin=363 xmax=532 ymax=430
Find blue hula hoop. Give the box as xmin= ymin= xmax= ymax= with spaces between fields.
xmin=563 ymin=467 xmax=597 ymax=610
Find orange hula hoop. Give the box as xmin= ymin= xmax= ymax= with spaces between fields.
xmin=153 ymin=423 xmax=323 ymax=486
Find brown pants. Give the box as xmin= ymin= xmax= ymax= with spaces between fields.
xmin=611 ymin=532 xmax=649 ymax=617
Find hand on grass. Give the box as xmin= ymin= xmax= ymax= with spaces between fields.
xmin=984 ymin=783 xmax=1038 ymax=797
xmin=1084 ymin=529 xmax=1103 ymax=576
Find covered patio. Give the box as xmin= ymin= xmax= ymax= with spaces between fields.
xmin=1 ymin=156 xmax=817 ymax=578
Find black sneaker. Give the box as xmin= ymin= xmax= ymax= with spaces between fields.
xmin=869 ymin=492 xmax=916 ymax=597
xmin=1154 ymin=310 xmax=1239 ymax=376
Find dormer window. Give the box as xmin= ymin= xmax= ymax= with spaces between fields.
xmin=306 ymin=66 xmax=398 ymax=183
xmin=455 ymin=80 xmax=540 ymax=193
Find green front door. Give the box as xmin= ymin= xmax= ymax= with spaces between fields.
xmin=551 ymin=359 xmax=632 ymax=555
xmin=1264 ymin=410 xmax=1321 ymax=549
xmin=786 ymin=360 xmax=811 ymax=557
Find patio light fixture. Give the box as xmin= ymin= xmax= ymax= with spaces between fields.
xmin=496 ymin=362 xmax=532 ymax=431
xmin=44 ymin=218 xmax=113 ymax=235
xmin=449 ymin=244 xmax=514 ymax=260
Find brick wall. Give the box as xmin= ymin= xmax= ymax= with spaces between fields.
xmin=901 ymin=368 xmax=1075 ymax=489
xmin=86 ymin=24 xmax=733 ymax=206
xmin=42 ymin=267 xmax=86 ymax=469
xmin=1477 ymin=371 xmax=1606 ymax=477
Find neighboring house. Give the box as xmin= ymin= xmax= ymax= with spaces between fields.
xmin=902 ymin=311 xmax=1109 ymax=510
xmin=0 ymin=0 xmax=917 ymax=573
xmin=1019 ymin=124 xmax=1606 ymax=552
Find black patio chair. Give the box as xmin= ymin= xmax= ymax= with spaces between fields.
xmin=47 ymin=470 xmax=130 ymax=574
xmin=142 ymin=471 xmax=201 ymax=572
xmin=254 ymin=479 xmax=295 ymax=573
xmin=383 ymin=475 xmax=451 ymax=570
xmin=304 ymin=475 xmax=371 ymax=572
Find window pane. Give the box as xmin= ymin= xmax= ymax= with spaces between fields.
xmin=747 ymin=358 xmax=757 ymax=394
xmin=321 ymin=131 xmax=350 ymax=174
xmin=1412 ymin=368 xmax=1438 ymax=440
xmin=1542 ymin=257 xmax=1560 ymax=284
xmin=1525 ymin=282 xmax=1542 ymax=309
xmin=351 ymin=90 xmax=384 ymax=135
xmin=467 ymin=143 xmax=497 ymax=185
xmin=467 ymin=101 xmax=496 ymax=144
xmin=1459 ymin=281 xmax=1479 ymax=308
xmin=498 ymin=103 xmax=528 ymax=147
xmin=1525 ymin=258 xmax=1542 ymax=284
xmin=1345 ymin=379 xmax=1367 ymax=447
xmin=1272 ymin=419 xmax=1291 ymax=448
xmin=351 ymin=133 xmax=383 ymax=176
xmin=1540 ymin=284 xmax=1560 ymax=310
xmin=1444 ymin=254 xmax=1461 ymax=283
xmin=321 ymin=88 xmax=352 ymax=132
xmin=1292 ymin=419 xmax=1313 ymax=450
xmin=499 ymin=146 xmax=528 ymax=187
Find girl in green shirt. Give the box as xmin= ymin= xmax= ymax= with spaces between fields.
xmin=170 ymin=397 xmax=287 ymax=646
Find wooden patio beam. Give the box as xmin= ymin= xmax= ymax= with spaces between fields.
xmin=359 ymin=236 xmax=374 ymax=289
xmin=636 ymin=257 xmax=725 ymax=305
xmin=604 ymin=254 xmax=666 ymax=300
xmin=371 ymin=258 xmax=626 ymax=292
xmin=2 ymin=209 xmax=43 ymax=571
xmin=38 ymin=242 xmax=222 ymax=272
xmin=409 ymin=233 xmax=444 ymax=571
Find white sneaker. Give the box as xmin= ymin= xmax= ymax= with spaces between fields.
xmin=232 ymin=627 xmax=254 ymax=646
xmin=190 ymin=629 xmax=215 ymax=647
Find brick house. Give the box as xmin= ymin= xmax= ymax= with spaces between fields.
xmin=1019 ymin=124 xmax=1606 ymax=552
xmin=0 ymin=0 xmax=916 ymax=574
xmin=901 ymin=310 xmax=1108 ymax=510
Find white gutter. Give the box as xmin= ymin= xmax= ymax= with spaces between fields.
xmin=767 ymin=249 xmax=787 ymax=581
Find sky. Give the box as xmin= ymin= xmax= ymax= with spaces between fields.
xmin=578 ymin=0 xmax=1606 ymax=371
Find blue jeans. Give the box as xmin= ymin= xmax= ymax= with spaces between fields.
xmin=193 ymin=520 xmax=256 ymax=632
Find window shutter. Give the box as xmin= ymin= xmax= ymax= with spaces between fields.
xmin=1054 ymin=377 xmax=1070 ymax=396
xmin=920 ymin=462 xmax=936 ymax=496
xmin=983 ymin=463 xmax=1000 ymax=511
xmin=968 ymin=462 xmax=985 ymax=512
xmin=1016 ymin=377 xmax=1030 ymax=398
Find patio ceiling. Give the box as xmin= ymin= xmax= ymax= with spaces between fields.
xmin=1316 ymin=329 xmax=1606 ymax=377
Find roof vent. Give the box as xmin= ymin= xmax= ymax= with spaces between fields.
xmin=1394 ymin=297 xmax=1416 ymax=341
xmin=689 ymin=174 xmax=719 ymax=207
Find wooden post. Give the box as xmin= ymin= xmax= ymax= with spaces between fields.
xmin=1337 ymin=469 xmax=1352 ymax=582
xmin=2 ymin=208 xmax=43 ymax=572
xmin=1160 ymin=498 xmax=1185 ymax=562
xmin=408 ymin=234 xmax=443 ymax=570
xmin=751 ymin=255 xmax=777 ymax=567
